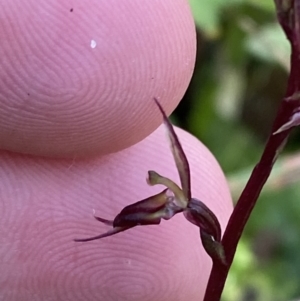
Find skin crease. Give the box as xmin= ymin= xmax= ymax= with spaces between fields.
xmin=0 ymin=1 xmax=233 ymax=301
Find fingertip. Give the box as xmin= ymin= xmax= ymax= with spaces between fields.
xmin=0 ymin=125 xmax=232 ymax=301
xmin=0 ymin=0 xmax=196 ymax=158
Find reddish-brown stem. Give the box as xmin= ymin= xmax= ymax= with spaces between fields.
xmin=203 ymin=1 xmax=300 ymax=300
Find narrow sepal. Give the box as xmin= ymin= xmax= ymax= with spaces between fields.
xmin=200 ymin=230 xmax=226 ymax=266
xmin=154 ymin=98 xmax=191 ymax=200
xmin=93 ymin=214 xmax=113 ymax=226
xmin=74 ymin=226 xmax=130 ymax=242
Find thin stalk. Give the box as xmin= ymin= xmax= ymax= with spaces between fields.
xmin=203 ymin=1 xmax=300 ymax=300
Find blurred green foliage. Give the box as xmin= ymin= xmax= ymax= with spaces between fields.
xmin=173 ymin=0 xmax=300 ymax=300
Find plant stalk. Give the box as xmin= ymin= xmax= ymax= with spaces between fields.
xmin=203 ymin=1 xmax=300 ymax=300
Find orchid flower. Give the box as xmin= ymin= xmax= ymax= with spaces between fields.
xmin=75 ymin=98 xmax=226 ymax=265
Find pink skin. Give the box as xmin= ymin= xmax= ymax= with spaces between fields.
xmin=0 ymin=0 xmax=196 ymax=157
xmin=0 ymin=1 xmax=233 ymax=301
xmin=0 ymin=128 xmax=232 ymax=301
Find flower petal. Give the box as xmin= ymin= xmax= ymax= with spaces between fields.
xmin=184 ymin=198 xmax=221 ymax=242
xmin=147 ymin=170 xmax=187 ymax=208
xmin=154 ymin=98 xmax=191 ymax=200
xmin=200 ymin=230 xmax=226 ymax=266
xmin=113 ymin=189 xmax=170 ymax=227
xmin=74 ymin=189 xmax=182 ymax=242
xmin=117 ymin=188 xmax=169 ymax=214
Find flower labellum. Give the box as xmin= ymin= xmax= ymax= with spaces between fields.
xmin=75 ymin=98 xmax=226 ymax=266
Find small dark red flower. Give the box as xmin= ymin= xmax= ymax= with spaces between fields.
xmin=75 ymin=98 xmax=226 ymax=265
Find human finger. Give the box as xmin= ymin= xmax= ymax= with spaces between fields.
xmin=0 ymin=0 xmax=196 ymax=157
xmin=0 ymin=125 xmax=232 ymax=301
